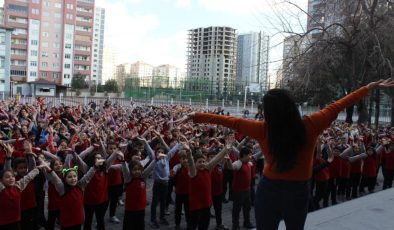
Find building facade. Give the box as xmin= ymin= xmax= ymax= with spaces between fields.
xmin=0 ymin=25 xmax=13 ymax=95
xmin=236 ymin=31 xmax=269 ymax=93
xmin=153 ymin=64 xmax=184 ymax=88
xmin=91 ymin=6 xmax=104 ymax=85
xmin=102 ymin=46 xmax=117 ymax=82
xmin=186 ymin=26 xmax=237 ymax=98
xmin=4 ymin=0 xmax=96 ymax=86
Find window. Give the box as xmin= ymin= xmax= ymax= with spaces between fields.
xmin=42 ymin=42 xmax=48 ymax=47
xmin=65 ymin=44 xmax=72 ymax=49
xmin=32 ymin=8 xmax=39 ymax=14
xmin=42 ymin=32 xmax=49 ymax=37
xmin=0 ymin=57 xmax=4 ymax=68
xmin=0 ymin=34 xmax=5 ymax=44
xmin=41 ymin=72 xmax=48 ymax=77
xmin=39 ymin=88 xmax=50 ymax=93
xmin=65 ymin=54 xmax=71 ymax=59
xmin=41 ymin=52 xmax=48 ymax=57
xmin=43 ymin=12 xmax=49 ymax=17
xmin=32 ymin=0 xmax=39 ymax=3
xmin=42 ymin=62 xmax=48 ymax=67
xmin=53 ymin=63 xmax=60 ymax=68
xmin=66 ymin=14 xmax=73 ymax=20
xmin=64 ymin=74 xmax=70 ymax=79
xmin=30 ymin=61 xmax=37 ymax=66
xmin=43 ymin=22 xmax=49 ymax=27
xmin=66 ymin=4 xmax=73 ymax=9
xmin=53 ymin=53 xmax=59 ymax=58
xmin=53 ymin=43 xmax=60 ymax=48
xmin=65 ymin=33 xmax=72 ymax=39
xmin=54 ymin=3 xmax=62 ymax=8
xmin=54 ymin=13 xmax=61 ymax=18
xmin=30 ymin=71 xmax=37 ymax=77
xmin=30 ymin=50 xmax=38 ymax=56
xmin=64 ymin=64 xmax=70 ymax=69
xmin=43 ymin=1 xmax=49 ymax=7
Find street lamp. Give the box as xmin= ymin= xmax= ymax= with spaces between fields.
xmin=243 ymin=85 xmax=249 ymax=109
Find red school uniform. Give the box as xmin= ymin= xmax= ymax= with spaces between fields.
xmin=313 ymin=159 xmax=330 ymax=181
xmin=211 ymin=165 xmax=224 ymax=196
xmin=189 ymin=169 xmax=212 ymax=211
xmin=125 ymin=178 xmax=147 ymax=212
xmin=48 ymin=182 xmax=61 ymax=211
xmin=84 ymin=170 xmax=108 ymax=205
xmin=16 ymin=176 xmax=36 ymax=211
xmin=362 ymin=155 xmax=379 ymax=177
xmin=59 ymin=187 xmax=85 ymax=228
xmin=0 ymin=187 xmax=22 ymax=225
xmin=175 ymin=166 xmax=190 ymax=195
xmin=108 ymin=161 xmax=123 ymax=187
xmin=232 ymin=162 xmax=252 ymax=192
xmin=381 ymin=150 xmax=394 ymax=171
xmin=328 ymin=156 xmax=342 ymax=179
xmin=339 ymin=158 xmax=351 ymax=179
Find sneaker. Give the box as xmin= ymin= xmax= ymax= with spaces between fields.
xmin=110 ymin=216 xmax=120 ymax=224
xmin=243 ymin=222 xmax=255 ymax=229
xmin=160 ymin=218 xmax=170 ymax=226
xmin=118 ymin=200 xmax=124 ymax=206
xmin=216 ymin=224 xmax=229 ymax=230
xmin=151 ymin=221 xmax=160 ymax=229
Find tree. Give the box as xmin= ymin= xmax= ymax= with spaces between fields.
xmin=71 ymin=74 xmax=86 ymax=90
xmin=103 ymin=79 xmax=118 ymax=93
xmin=90 ymin=84 xmax=96 ymax=96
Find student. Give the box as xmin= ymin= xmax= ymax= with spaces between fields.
xmin=122 ymin=153 xmax=155 ymax=230
xmin=186 ymin=141 xmax=231 ymax=230
xmin=228 ymin=147 xmax=260 ymax=230
xmin=172 ymin=150 xmax=190 ymax=229
xmin=0 ymin=144 xmax=45 ymax=230
xmin=208 ymin=149 xmax=230 ymax=230
xmin=150 ymin=140 xmax=181 ymax=228
xmin=359 ymin=145 xmax=379 ymax=193
xmin=4 ymin=153 xmax=38 ymax=230
xmin=46 ymin=156 xmax=107 ymax=230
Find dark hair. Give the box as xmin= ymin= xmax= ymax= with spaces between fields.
xmin=193 ymin=151 xmax=206 ymax=162
xmin=13 ymin=157 xmax=27 ymax=169
xmin=0 ymin=169 xmax=13 ymax=180
xmin=263 ymin=89 xmax=306 ymax=172
xmin=239 ymin=147 xmax=252 ymax=158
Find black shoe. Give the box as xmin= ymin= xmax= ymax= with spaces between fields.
xmin=223 ymin=199 xmax=229 ymax=203
xmin=151 ymin=221 xmax=160 ymax=229
xmin=243 ymin=223 xmax=255 ymax=229
xmin=160 ymin=218 xmax=170 ymax=226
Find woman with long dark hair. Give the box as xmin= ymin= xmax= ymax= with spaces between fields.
xmin=175 ymin=79 xmax=394 ymax=230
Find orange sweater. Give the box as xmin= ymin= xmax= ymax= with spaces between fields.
xmin=194 ymin=87 xmax=369 ymax=181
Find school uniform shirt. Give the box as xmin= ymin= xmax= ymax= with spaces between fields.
xmin=48 ymin=182 xmax=61 ymax=211
xmin=0 ymin=187 xmax=22 ymax=225
xmin=328 ymin=156 xmax=342 ymax=179
xmin=362 ymin=155 xmax=379 ymax=177
xmin=382 ymin=150 xmax=394 ymax=171
xmin=174 ymin=165 xmax=190 ymax=195
xmin=125 ymin=178 xmax=147 ymax=212
xmin=16 ymin=176 xmax=36 ymax=211
xmin=84 ymin=170 xmax=109 ymax=205
xmin=108 ymin=161 xmax=123 ymax=187
xmin=211 ymin=165 xmax=224 ymax=196
xmin=350 ymin=158 xmax=363 ymax=174
xmin=339 ymin=158 xmax=351 ymax=179
xmin=189 ymin=169 xmax=212 ymax=211
xmin=232 ymin=161 xmax=252 ymax=192
xmin=59 ymin=187 xmax=85 ymax=228
xmin=313 ymin=159 xmax=330 ymax=181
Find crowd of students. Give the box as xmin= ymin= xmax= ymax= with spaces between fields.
xmin=0 ymin=94 xmax=393 ymax=230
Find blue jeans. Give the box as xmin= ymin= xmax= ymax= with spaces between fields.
xmin=254 ymin=177 xmax=310 ymax=230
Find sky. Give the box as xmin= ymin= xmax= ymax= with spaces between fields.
xmin=95 ymin=0 xmax=309 ymax=76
